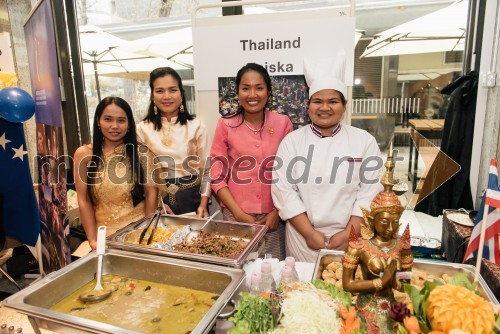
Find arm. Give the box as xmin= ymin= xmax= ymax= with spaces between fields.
xmin=196 ymin=121 xmax=211 ymax=218
xmin=288 ymin=213 xmax=325 ymax=249
xmin=209 ymin=119 xmax=253 ymax=221
xmin=255 ymin=208 xmax=280 ymax=231
xmin=139 ymin=144 xmax=160 ymax=216
xmin=272 ymin=136 xmax=322 ymax=247
xmin=143 ymin=184 xmax=158 ymax=216
xmin=74 ymin=146 xmax=98 ymax=250
xmin=351 ymin=135 xmax=384 ymax=218
xmin=216 ymin=187 xmax=256 ymax=224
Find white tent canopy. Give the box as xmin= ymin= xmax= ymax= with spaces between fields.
xmin=361 ymin=0 xmax=468 ymax=58
xmin=119 ymin=27 xmax=194 ymax=69
xmin=78 ymin=25 xmax=188 ymax=98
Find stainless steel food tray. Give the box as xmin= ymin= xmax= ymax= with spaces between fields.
xmin=107 ymin=214 xmax=268 ymax=268
xmin=3 ymin=248 xmax=245 ymax=334
xmin=312 ymin=249 xmax=499 ymax=304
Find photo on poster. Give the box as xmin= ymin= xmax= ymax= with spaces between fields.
xmin=37 ymin=123 xmax=71 ymax=271
xmin=218 ymin=74 xmax=309 ymax=129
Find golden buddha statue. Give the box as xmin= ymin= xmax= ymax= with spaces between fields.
xmin=341 ymin=143 xmax=413 ymax=334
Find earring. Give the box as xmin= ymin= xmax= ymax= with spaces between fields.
xmin=179 ymin=104 xmax=185 ymax=113
xmin=153 ymin=104 xmax=158 ymax=115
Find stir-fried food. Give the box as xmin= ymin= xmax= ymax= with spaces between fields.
xmin=174 ymin=232 xmax=246 ymax=257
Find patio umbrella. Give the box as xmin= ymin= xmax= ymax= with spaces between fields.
xmin=117 ymin=27 xmax=194 ymax=69
xmin=361 ymin=0 xmax=468 ymax=58
xmin=78 ymin=25 xmax=188 ymax=100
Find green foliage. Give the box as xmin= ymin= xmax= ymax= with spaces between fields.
xmin=228 ymin=292 xmax=277 ymax=334
xmin=449 ymin=272 xmax=480 ymax=294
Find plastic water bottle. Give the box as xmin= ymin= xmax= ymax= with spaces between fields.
xmin=284 ymin=256 xmax=300 ymax=281
xmin=260 ymin=261 xmax=276 ymax=293
xmin=278 ymin=266 xmax=298 ymax=286
xmin=249 ymin=272 xmax=263 ymax=295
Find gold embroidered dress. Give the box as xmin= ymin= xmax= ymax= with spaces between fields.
xmin=92 ymin=145 xmax=155 ymax=236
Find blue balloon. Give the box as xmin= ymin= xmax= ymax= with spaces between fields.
xmin=0 ymin=87 xmax=36 ymax=123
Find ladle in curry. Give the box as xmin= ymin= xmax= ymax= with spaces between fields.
xmin=79 ymin=225 xmax=112 ymax=303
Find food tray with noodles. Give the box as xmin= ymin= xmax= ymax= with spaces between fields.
xmin=312 ymin=249 xmax=499 ymax=305
xmin=3 ymin=248 xmax=245 ymax=334
xmin=107 ymin=214 xmax=268 ymax=268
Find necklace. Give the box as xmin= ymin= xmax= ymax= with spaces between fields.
xmin=243 ymin=112 xmax=266 ymax=134
xmin=367 ymin=238 xmax=397 ymax=259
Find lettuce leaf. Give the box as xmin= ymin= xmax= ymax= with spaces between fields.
xmin=312 ymin=279 xmax=353 ymax=308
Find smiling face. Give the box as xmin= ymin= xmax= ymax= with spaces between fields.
xmin=98 ymin=103 xmax=129 ymax=145
xmin=373 ymin=211 xmax=400 ymax=242
xmin=238 ymin=69 xmax=269 ymax=116
xmin=152 ymin=74 xmax=182 ymax=118
xmin=308 ymin=89 xmax=346 ymax=135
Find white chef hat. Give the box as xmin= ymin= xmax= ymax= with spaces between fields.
xmin=303 ymin=49 xmax=347 ymax=98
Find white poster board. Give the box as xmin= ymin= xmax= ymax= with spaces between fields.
xmin=193 ymin=9 xmax=355 ymax=91
xmin=0 ymin=32 xmax=15 ymax=73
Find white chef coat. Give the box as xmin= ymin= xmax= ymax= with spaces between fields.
xmin=271 ymin=124 xmax=384 ymax=262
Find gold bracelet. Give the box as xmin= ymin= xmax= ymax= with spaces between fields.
xmin=373 ymin=278 xmax=383 ymax=291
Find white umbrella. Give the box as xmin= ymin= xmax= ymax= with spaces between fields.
xmin=78 ymin=25 xmax=188 ymax=99
xmin=118 ymin=27 xmax=194 ymax=69
xmin=361 ymin=1 xmax=468 ymax=58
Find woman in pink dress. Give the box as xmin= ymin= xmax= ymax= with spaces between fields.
xmin=210 ymin=63 xmax=293 ymax=259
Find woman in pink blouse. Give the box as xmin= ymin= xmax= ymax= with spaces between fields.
xmin=210 ymin=63 xmax=293 ymax=259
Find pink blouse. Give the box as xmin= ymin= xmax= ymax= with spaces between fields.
xmin=210 ymin=110 xmax=293 ymax=214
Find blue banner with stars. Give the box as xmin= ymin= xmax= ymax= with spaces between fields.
xmin=0 ymin=118 xmax=40 ymax=246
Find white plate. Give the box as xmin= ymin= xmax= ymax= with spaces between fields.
xmin=447 ymin=213 xmax=474 ymax=227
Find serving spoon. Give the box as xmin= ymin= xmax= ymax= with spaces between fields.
xmin=191 ymin=209 xmax=220 ymax=232
xmin=79 ymin=226 xmax=112 ymax=303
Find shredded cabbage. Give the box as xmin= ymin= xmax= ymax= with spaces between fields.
xmin=270 ymin=290 xmax=340 ymax=334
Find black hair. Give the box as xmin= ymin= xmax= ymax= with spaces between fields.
xmin=224 ymin=63 xmax=272 ymax=125
xmin=87 ymin=96 xmax=144 ymax=205
xmin=143 ymin=67 xmax=194 ymax=130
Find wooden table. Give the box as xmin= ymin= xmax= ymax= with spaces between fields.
xmin=407 ymin=119 xmax=445 ymax=192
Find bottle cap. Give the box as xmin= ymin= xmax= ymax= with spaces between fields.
xmin=285 ymin=256 xmax=296 ymax=267
xmin=282 ymin=266 xmax=293 ymax=278
xmin=251 ymin=272 xmax=261 ymax=284
xmin=261 ymin=261 xmax=272 ymax=273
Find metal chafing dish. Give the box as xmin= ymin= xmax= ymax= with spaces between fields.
xmin=107 ymin=214 xmax=268 ymax=268
xmin=3 ymin=249 xmax=245 ymax=334
xmin=312 ymin=249 xmax=499 ymax=304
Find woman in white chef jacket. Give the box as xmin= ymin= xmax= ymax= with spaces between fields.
xmin=271 ymin=51 xmax=384 ymax=263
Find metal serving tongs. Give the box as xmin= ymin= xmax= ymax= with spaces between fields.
xmin=138 ymin=208 xmax=161 ymax=245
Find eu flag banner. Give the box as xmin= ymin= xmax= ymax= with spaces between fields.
xmin=0 ymin=118 xmax=40 ymax=246
xmin=463 ymin=159 xmax=500 ymax=264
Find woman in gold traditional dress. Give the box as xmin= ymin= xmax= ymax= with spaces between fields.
xmin=136 ymin=67 xmax=210 ymax=217
xmin=74 ymin=97 xmax=159 ymax=250
xmin=341 ymin=148 xmax=413 ymax=334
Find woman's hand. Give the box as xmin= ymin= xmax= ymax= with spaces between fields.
xmin=160 ymin=201 xmax=174 ymax=215
xmin=196 ymin=204 xmax=209 ymax=218
xmin=89 ymin=239 xmax=97 ymax=251
xmin=235 ymin=212 xmax=258 ymax=224
xmin=256 ymin=209 xmax=280 ymax=231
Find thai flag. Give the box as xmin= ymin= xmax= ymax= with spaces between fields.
xmin=463 ymin=159 xmax=500 ymax=264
